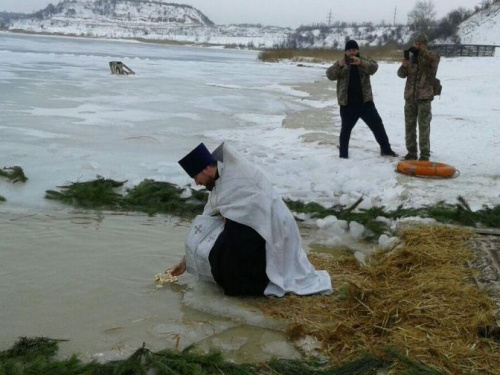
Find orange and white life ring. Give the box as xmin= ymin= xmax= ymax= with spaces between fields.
xmin=396 ymin=160 xmax=458 ymax=178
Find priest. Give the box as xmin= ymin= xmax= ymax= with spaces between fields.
xmin=170 ymin=142 xmax=332 ymax=297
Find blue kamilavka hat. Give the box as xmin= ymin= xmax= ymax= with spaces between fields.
xmin=178 ymin=143 xmax=216 ymax=177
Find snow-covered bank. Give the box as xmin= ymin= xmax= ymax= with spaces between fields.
xmin=219 ymin=55 xmax=500 ymax=213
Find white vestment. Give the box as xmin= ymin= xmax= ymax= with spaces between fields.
xmin=185 ymin=143 xmax=333 ymax=297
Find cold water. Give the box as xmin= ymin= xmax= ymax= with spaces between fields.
xmin=0 ymin=33 xmax=321 ymax=361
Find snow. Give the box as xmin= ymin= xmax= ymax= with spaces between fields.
xmin=378 ymin=234 xmax=399 ymax=250
xmin=0 ymin=32 xmax=499 ymax=219
xmin=458 ymin=2 xmax=500 ymax=45
xmin=9 ymin=0 xmax=291 ymax=48
xmin=289 ymin=25 xmax=412 ymax=49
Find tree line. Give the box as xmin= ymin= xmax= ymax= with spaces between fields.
xmin=278 ymin=0 xmax=499 ymax=49
xmin=408 ymin=0 xmax=499 ymax=43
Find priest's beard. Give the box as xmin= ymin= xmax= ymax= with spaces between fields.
xmin=205 ymin=176 xmax=216 ymax=191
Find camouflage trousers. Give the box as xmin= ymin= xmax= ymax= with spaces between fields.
xmin=404 ymin=99 xmax=433 ymax=158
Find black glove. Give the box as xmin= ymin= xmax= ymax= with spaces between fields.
xmin=409 ymin=47 xmax=419 ymax=63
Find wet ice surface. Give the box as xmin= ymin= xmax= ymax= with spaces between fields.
xmin=0 ymin=33 xmax=321 ymax=213
xmin=0 ymin=211 xmax=299 ymax=362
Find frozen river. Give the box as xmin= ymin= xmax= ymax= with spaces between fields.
xmin=0 ymin=33 xmax=322 ymax=361
xmin=0 ymin=32 xmax=324 ymax=212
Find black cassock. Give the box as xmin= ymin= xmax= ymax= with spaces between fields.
xmin=208 ymin=219 xmax=269 ymax=296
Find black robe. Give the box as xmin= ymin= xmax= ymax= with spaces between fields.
xmin=208 ymin=219 xmax=269 ymax=296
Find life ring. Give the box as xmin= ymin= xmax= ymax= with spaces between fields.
xmin=396 ymin=160 xmax=458 ymax=178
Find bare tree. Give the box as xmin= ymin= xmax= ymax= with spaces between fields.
xmin=433 ymin=7 xmax=470 ymax=43
xmin=408 ymin=0 xmax=436 ymax=34
xmin=481 ymin=0 xmax=492 ymax=10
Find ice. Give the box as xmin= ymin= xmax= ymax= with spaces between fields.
xmin=182 ymin=283 xmax=287 ymax=331
xmin=349 ymin=221 xmax=365 ymax=240
xmin=316 ymin=215 xmax=337 ymax=229
xmin=180 ymin=188 xmax=192 ymax=199
xmin=336 ymin=220 xmax=349 ymax=231
xmin=354 ymin=251 xmax=367 ymax=264
xmin=378 ymin=234 xmax=400 ymax=250
xmin=323 ymin=235 xmax=345 ymax=247
xmin=0 ymin=33 xmax=323 ymax=212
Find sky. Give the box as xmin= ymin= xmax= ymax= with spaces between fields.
xmin=1 ymin=0 xmax=484 ymax=27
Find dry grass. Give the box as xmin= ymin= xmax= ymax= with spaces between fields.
xmin=258 ymin=46 xmax=403 ymax=63
xmin=250 ymin=226 xmax=500 ymax=374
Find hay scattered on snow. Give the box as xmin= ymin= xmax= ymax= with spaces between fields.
xmin=251 ymin=226 xmax=500 ymax=374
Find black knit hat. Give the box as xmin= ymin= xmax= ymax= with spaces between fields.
xmin=345 ymin=40 xmax=359 ymax=51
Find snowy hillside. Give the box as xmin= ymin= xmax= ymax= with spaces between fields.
xmin=8 ymin=0 xmax=290 ymax=47
xmin=457 ymin=2 xmax=500 ymax=45
xmin=279 ymin=24 xmax=412 ymax=49
xmin=12 ymin=0 xmax=214 ymax=27
xmin=10 ymin=0 xmax=212 ymax=39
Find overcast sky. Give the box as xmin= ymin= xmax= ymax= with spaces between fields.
xmin=1 ymin=0 xmax=483 ymax=27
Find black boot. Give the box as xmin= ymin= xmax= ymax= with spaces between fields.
xmin=404 ymin=153 xmax=417 ymax=160
xmin=381 ymin=149 xmax=398 ymax=157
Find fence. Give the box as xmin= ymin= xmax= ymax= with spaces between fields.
xmin=429 ymin=44 xmax=496 ymax=57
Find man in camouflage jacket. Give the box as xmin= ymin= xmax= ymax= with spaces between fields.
xmin=326 ymin=40 xmax=397 ymax=159
xmin=397 ymin=33 xmax=440 ymax=161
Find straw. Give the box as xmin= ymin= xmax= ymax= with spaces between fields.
xmin=250 ymin=226 xmax=500 ymax=374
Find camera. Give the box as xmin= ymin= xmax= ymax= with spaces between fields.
xmin=344 ymin=56 xmax=353 ymax=65
xmin=408 ymin=46 xmax=419 ymax=56
xmin=404 ymin=47 xmax=419 ymax=62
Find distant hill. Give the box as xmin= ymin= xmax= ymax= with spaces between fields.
xmin=10 ymin=0 xmax=213 ymax=34
xmin=0 ymin=11 xmax=29 ymax=29
xmin=7 ymin=0 xmax=291 ymax=48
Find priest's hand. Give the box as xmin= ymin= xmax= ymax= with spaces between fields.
xmin=169 ymin=257 xmax=186 ymax=276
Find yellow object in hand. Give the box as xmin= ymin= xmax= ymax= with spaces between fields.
xmin=155 ymin=270 xmax=178 ymax=286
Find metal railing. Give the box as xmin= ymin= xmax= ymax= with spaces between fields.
xmin=429 ymin=44 xmax=496 ymax=57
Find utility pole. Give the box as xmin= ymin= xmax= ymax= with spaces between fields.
xmin=327 ymin=9 xmax=333 ymax=25
xmin=393 ymin=6 xmax=397 ymax=26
